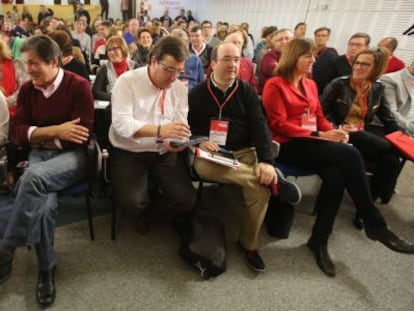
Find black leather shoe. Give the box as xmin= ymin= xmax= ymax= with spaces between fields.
xmin=365 ymin=226 xmax=414 ymax=254
xmin=307 ymin=238 xmax=336 ymax=277
xmin=238 ymin=242 xmax=265 ymax=273
xmin=353 ymin=215 xmax=364 ymax=230
xmin=36 ymin=266 xmax=56 ymax=307
xmin=272 ymin=168 xmax=302 ymax=205
xmin=0 ymin=251 xmax=13 ymax=285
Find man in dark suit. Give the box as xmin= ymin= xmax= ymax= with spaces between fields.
xmin=319 ymin=32 xmax=370 ymax=93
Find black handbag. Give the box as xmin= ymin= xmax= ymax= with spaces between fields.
xmin=265 ymin=196 xmax=295 ymax=239
xmin=175 ymin=212 xmax=227 ymax=279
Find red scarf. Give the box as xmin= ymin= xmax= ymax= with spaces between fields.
xmin=1 ymin=59 xmax=17 ymax=96
xmin=112 ymin=58 xmax=128 ymax=77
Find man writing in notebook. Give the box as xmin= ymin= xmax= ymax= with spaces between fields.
xmin=188 ymin=41 xmax=301 ymax=273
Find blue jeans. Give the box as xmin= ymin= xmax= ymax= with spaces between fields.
xmin=2 ymin=148 xmax=86 ymax=270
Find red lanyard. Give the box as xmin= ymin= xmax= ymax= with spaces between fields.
xmin=160 ymin=89 xmax=167 ymax=118
xmin=207 ymin=79 xmax=239 ymax=119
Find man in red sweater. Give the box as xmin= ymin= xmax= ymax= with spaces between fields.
xmin=0 ymin=35 xmax=94 ymax=308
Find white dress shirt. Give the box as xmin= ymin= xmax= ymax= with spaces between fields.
xmin=109 ymin=66 xmax=188 ymax=153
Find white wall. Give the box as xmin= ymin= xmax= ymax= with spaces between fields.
xmin=2 ymin=0 xmax=413 ymax=63
xmin=195 ymin=0 xmax=414 ymax=64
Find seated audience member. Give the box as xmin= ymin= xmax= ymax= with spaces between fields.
xmin=109 ymin=36 xmax=196 ymax=232
xmin=91 ymin=19 xmax=103 ymax=49
xmin=124 ymin=18 xmax=140 ymax=46
xmin=206 ymin=30 xmax=257 ymax=92
xmin=188 ymin=42 xmax=301 ymax=273
xmin=380 ymin=59 xmax=414 ymax=136
xmin=0 ymin=36 xmax=28 ymax=117
xmin=215 ymin=24 xmax=228 ymax=42
xmin=49 ymin=30 xmax=90 ymax=81
xmin=321 ymin=32 xmax=370 ymax=85
xmin=71 ymin=19 xmax=92 ymax=67
xmin=169 ymin=28 xmax=204 ymax=90
xmin=189 ymin=25 xmax=213 ymax=71
xmin=253 ymin=25 xmax=277 ymax=64
xmin=378 ymin=37 xmax=405 ymax=73
xmin=0 ymin=35 xmax=94 ymax=307
xmin=322 ymin=48 xmax=405 ymax=229
xmin=262 ymin=38 xmax=414 ymax=278
xmin=93 ymin=36 xmax=137 ymax=101
xmin=131 ymin=28 xmax=153 ymax=67
xmin=237 ymin=23 xmax=254 ymax=61
xmin=201 ymin=20 xmax=220 ymax=48
xmin=312 ymin=27 xmax=338 ymax=95
xmin=258 ymin=28 xmax=293 ymax=94
xmin=0 ymin=92 xmax=9 ymax=145
xmin=294 ymin=22 xmax=307 ymax=38
xmin=92 ymin=21 xmax=111 ymax=64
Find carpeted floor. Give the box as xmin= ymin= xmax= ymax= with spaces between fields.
xmin=0 ymin=162 xmax=413 ymax=311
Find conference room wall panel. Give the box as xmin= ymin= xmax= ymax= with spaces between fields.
xmin=196 ymin=0 xmax=414 ymax=64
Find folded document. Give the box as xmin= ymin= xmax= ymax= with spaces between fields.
xmin=196 ymin=148 xmax=241 ymax=169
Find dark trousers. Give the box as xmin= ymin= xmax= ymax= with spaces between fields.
xmin=278 ymin=139 xmax=387 ymax=243
xmin=110 ymin=148 xmax=196 ymax=215
xmin=349 ymin=131 xmax=403 ymax=203
xmin=101 ymin=5 xmax=109 ymax=20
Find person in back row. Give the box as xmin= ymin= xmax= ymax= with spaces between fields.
xmin=188 ymin=41 xmax=301 ymax=273
xmin=318 ymin=32 xmax=370 ymax=93
xmin=263 ymin=38 xmax=414 ymax=278
xmin=258 ymin=28 xmax=293 ymax=94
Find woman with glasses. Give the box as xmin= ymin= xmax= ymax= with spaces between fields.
xmin=321 ymin=48 xmax=405 ymax=228
xmin=263 ymin=39 xmax=414 ymax=278
xmin=92 ymin=35 xmax=137 ymax=101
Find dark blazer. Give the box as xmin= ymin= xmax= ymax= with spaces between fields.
xmin=321 ymin=76 xmax=400 ymax=134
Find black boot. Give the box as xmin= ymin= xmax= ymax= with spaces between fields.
xmin=353 ymin=213 xmax=364 ymax=230
xmin=307 ymin=237 xmax=336 ymax=277
xmin=36 ymin=266 xmax=56 ymax=307
xmin=365 ymin=226 xmax=414 ymax=254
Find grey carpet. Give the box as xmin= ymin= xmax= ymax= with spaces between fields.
xmin=1 ymin=162 xmax=414 ymax=311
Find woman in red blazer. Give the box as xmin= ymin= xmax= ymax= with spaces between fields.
xmin=262 ymin=38 xmax=414 ymax=277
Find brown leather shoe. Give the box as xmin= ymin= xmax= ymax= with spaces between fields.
xmin=307 ymin=238 xmax=336 ymax=277
xmin=365 ymin=226 xmax=414 ymax=254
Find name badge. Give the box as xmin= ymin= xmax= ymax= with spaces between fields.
xmin=209 ymin=119 xmax=229 ymax=146
xmin=301 ymin=113 xmax=317 ymax=131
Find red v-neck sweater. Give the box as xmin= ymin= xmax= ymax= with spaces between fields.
xmin=11 ymin=70 xmax=94 ymax=149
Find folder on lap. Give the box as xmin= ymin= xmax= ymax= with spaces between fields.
xmin=385 ymin=130 xmax=414 ymax=161
xmin=196 ymin=148 xmax=241 ymax=169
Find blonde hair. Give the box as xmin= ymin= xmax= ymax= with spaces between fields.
xmin=106 ymin=35 xmax=129 ymax=58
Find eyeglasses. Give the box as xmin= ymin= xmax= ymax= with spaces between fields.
xmin=107 ymin=46 xmax=121 ymax=53
xmin=216 ymin=57 xmax=241 ymax=64
xmin=348 ymin=42 xmax=366 ymax=48
xmin=159 ymin=61 xmax=184 ymax=75
xmin=354 ymin=61 xmax=372 ymax=68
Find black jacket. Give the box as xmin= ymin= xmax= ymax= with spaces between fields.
xmin=188 ymin=79 xmax=274 ymax=164
xmin=321 ymin=76 xmax=400 ymax=133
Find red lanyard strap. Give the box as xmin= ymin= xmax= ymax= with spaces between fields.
xmin=207 ymin=79 xmax=239 ymax=119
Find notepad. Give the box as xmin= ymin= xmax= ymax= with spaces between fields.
xmin=196 ymin=148 xmax=241 ymax=169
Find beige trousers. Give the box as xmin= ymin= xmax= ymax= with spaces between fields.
xmin=194 ymin=148 xmax=270 ymax=250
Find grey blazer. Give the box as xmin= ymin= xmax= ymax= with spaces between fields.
xmin=380 ymin=67 xmax=414 ymax=136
